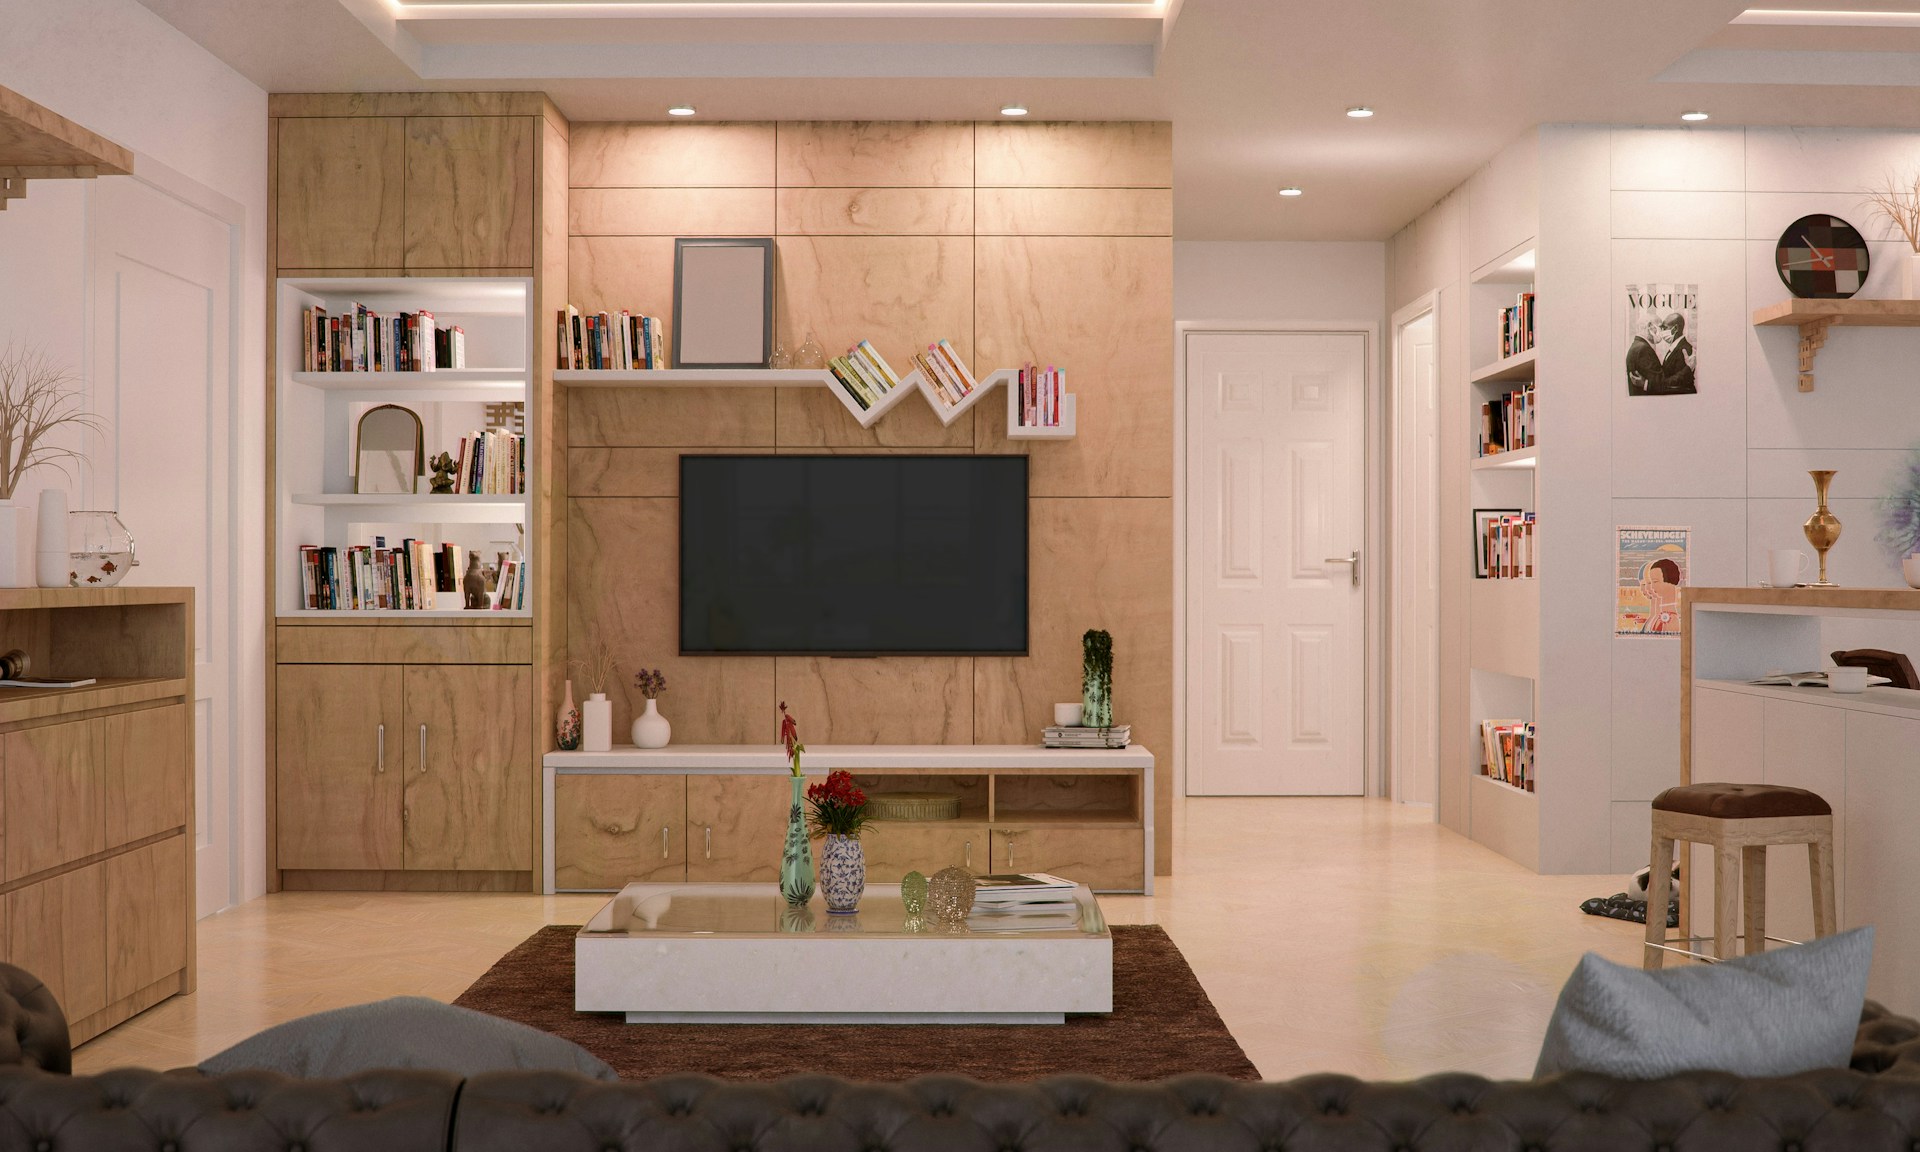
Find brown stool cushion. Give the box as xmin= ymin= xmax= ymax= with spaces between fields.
xmin=1653 ymin=782 xmax=1832 ymax=820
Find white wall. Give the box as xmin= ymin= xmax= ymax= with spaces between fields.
xmin=1176 ymin=241 xmax=1386 ymax=323
xmin=0 ymin=0 xmax=269 ymax=908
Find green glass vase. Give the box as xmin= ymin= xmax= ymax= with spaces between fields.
xmin=779 ymin=775 xmax=816 ymax=904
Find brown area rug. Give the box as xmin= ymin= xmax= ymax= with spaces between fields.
xmin=453 ymin=923 xmax=1257 ymax=1082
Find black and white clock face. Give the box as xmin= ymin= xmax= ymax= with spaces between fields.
xmin=1776 ymin=214 xmax=1870 ymax=299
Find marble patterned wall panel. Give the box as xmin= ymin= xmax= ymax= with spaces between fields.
xmin=775 ymin=656 xmax=974 ymax=744
xmin=570 ymin=388 xmax=777 ymax=448
xmin=570 ymin=446 xmax=776 ymax=498
xmin=974 ymin=122 xmax=1171 ymax=188
xmin=975 ymin=188 xmax=1173 ymax=237
xmin=569 ymin=235 xmax=677 ymax=329
xmin=776 ymin=188 xmax=973 ymax=236
xmin=570 ymin=122 xmax=776 ymax=187
xmin=571 ymin=187 xmax=775 ymax=236
xmin=974 ymin=236 xmax=1173 ymax=498
xmin=775 ymin=122 xmax=974 ymax=187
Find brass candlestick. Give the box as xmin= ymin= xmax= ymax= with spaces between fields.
xmin=1803 ymin=469 xmax=1842 ymax=587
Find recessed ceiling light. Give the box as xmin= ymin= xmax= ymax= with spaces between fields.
xmin=1345 ymin=106 xmax=1375 ymax=118
xmin=1681 ymin=110 xmax=1711 ymax=121
xmin=667 ymin=105 xmax=696 ymax=117
xmin=1278 ymin=186 xmax=1304 ymax=197
xmin=1001 ymin=104 xmax=1029 ymax=117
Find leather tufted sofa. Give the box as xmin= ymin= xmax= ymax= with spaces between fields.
xmin=8 ymin=964 xmax=1920 ymax=1152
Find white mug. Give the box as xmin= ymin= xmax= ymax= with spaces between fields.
xmin=1829 ymin=666 xmax=1870 ymax=694
xmin=1053 ymin=702 xmax=1083 ymax=727
xmin=1904 ymin=553 xmax=1920 ymax=590
xmin=1767 ymin=549 xmax=1809 ymax=588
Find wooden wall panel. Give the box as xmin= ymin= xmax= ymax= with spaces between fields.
xmin=571 ymin=122 xmax=775 ymax=188
xmin=570 ymin=389 xmax=776 ymax=448
xmin=570 ymin=235 xmax=678 ymax=340
xmin=776 ymin=188 xmax=973 ymax=236
xmin=775 ymin=657 xmax=974 ymax=744
xmin=775 ymin=122 xmax=974 ymax=187
xmin=276 ymin=118 xmax=405 ymax=269
xmin=974 ymin=121 xmax=1173 ymax=187
xmin=404 ymin=116 xmax=536 ymax=270
xmin=572 ymin=187 xmax=775 ymax=237
xmin=975 ymin=188 xmax=1173 ymax=237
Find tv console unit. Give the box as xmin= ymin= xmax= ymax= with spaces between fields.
xmin=542 ymin=744 xmax=1154 ymax=896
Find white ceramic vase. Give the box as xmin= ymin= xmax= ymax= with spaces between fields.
xmin=581 ymin=692 xmax=612 ymax=753
xmin=1904 ymin=554 xmax=1920 ymax=590
xmin=632 ymin=697 xmax=671 ymax=749
xmin=0 ymin=502 xmax=25 ymax=588
xmin=36 ymin=489 xmax=67 ymax=588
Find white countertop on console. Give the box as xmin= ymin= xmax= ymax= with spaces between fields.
xmin=544 ymin=743 xmax=1153 ymax=772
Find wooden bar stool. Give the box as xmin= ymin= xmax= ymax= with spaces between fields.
xmin=1643 ymin=782 xmax=1836 ymax=969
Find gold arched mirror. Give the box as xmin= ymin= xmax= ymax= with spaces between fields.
xmin=355 ymin=404 xmax=425 ymax=494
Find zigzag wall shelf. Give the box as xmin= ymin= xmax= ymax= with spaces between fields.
xmin=555 ymin=366 xmax=1076 ymax=440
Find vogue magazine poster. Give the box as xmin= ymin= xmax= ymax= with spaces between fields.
xmin=1625 ymin=283 xmax=1698 ymax=396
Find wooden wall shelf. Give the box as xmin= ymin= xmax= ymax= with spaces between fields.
xmin=0 ymin=84 xmax=134 ymax=212
xmin=1752 ymin=299 xmax=1920 ymax=392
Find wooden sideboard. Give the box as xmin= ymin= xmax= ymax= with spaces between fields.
xmin=543 ymin=745 xmax=1155 ymax=895
xmin=0 ymin=587 xmax=195 ymax=1044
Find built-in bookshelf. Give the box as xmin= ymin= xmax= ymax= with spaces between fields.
xmin=275 ymin=277 xmax=535 ymax=618
xmin=1466 ymin=240 xmax=1540 ymax=867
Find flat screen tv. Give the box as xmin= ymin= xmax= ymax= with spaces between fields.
xmin=680 ymin=455 xmax=1028 ymax=655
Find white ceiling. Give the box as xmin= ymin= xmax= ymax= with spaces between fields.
xmin=126 ymin=0 xmax=1920 ymax=240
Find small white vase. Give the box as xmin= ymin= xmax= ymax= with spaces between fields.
xmin=0 ymin=502 xmax=25 ymax=588
xmin=1902 ymin=251 xmax=1920 ymax=300
xmin=632 ymin=697 xmax=671 ymax=749
xmin=581 ymin=692 xmax=612 ymax=753
xmin=1904 ymin=553 xmax=1920 ymax=590
xmin=35 ymin=488 xmax=67 ymax=588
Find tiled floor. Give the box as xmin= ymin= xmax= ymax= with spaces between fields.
xmin=75 ymin=797 xmax=1645 ymax=1080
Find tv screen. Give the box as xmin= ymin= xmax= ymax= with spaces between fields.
xmin=680 ymin=455 xmax=1028 ymax=655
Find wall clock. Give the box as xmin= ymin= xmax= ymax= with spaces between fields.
xmin=1775 ymin=214 xmax=1870 ymax=299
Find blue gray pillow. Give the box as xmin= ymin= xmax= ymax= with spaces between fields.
xmin=200 ymin=996 xmax=616 ymax=1080
xmin=1536 ymin=927 xmax=1873 ymax=1079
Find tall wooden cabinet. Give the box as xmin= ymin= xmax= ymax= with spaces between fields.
xmin=267 ymin=93 xmax=569 ymax=892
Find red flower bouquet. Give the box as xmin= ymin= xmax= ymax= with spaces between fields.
xmin=806 ymin=769 xmax=872 ymax=839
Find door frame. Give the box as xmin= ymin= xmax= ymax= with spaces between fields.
xmin=1388 ymin=292 xmax=1441 ymax=809
xmin=1174 ymin=320 xmax=1385 ymax=799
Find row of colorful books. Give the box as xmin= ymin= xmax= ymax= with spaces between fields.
xmin=1499 ymin=292 xmax=1536 ymax=359
xmin=1481 ymin=512 xmax=1535 ymax=580
xmin=911 ymin=340 xmax=978 ymax=410
xmin=301 ymin=306 xmax=465 ymax=373
xmin=828 ymin=340 xmax=905 ymax=411
xmin=451 ymin=430 xmax=526 ymax=495
xmin=557 ymin=307 xmax=664 ymax=371
xmin=1479 ymin=384 xmax=1535 ymax=456
xmin=297 ymin=542 xmax=526 ymax=611
xmin=1480 ymin=719 xmax=1535 ymax=791
xmin=1015 ymin=365 xmax=1066 ymax=429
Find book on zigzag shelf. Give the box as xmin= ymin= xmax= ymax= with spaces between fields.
xmin=302 ymin=305 xmax=459 ymax=372
xmin=1017 ymin=363 xmax=1065 ymax=429
xmin=914 ymin=339 xmax=976 ymax=409
xmin=556 ymin=305 xmax=664 ymax=370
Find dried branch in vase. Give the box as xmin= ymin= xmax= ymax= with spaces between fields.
xmin=567 ymin=639 xmax=618 ymax=694
xmin=0 ymin=346 xmax=103 ymax=501
xmin=1862 ymin=170 xmax=1920 ymax=253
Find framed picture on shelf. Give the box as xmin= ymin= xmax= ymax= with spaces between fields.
xmin=672 ymin=237 xmax=774 ymax=369
xmin=1472 ymin=507 xmax=1521 ymax=579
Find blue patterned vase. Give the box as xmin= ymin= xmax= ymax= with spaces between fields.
xmin=820 ymin=834 xmax=866 ymax=914
xmin=779 ymin=776 xmax=816 ymax=904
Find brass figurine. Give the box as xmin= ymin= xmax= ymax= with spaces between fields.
xmin=1803 ymin=469 xmax=1842 ymax=587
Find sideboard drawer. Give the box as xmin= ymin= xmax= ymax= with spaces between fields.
xmin=553 ymin=774 xmax=686 ymax=891
xmin=991 ymin=826 xmax=1145 ymax=892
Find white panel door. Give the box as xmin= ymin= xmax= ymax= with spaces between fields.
xmin=1188 ymin=331 xmax=1366 ymax=795
xmin=89 ymin=177 xmax=235 ymax=915
xmin=1391 ymin=311 xmax=1439 ymax=806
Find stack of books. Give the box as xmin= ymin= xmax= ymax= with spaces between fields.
xmin=302 ymin=305 xmax=462 ymax=372
xmin=827 ymin=340 xmax=901 ymax=411
xmin=450 ymin=430 xmax=526 ymax=495
xmin=1481 ymin=513 xmax=1535 ymax=580
xmin=1015 ymin=364 xmax=1065 ymax=429
xmin=1043 ymin=724 xmax=1130 ymax=749
xmin=965 ymin=873 xmax=1083 ymax=931
xmin=1499 ymin=292 xmax=1536 ymax=358
xmin=1479 ymin=384 xmax=1535 ymax=456
xmin=914 ymin=340 xmax=977 ymax=408
xmin=557 ymin=306 xmax=664 ymax=370
xmin=298 ymin=541 xmax=526 ymax=612
xmin=1480 ymin=719 xmax=1535 ymax=791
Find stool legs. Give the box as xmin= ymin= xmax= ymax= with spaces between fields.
xmin=1715 ymin=846 xmax=1741 ymax=962
xmin=1810 ymin=833 xmax=1837 ymax=938
xmin=1644 ymin=833 xmax=1676 ymax=969
xmin=1742 ymin=845 xmax=1767 ymax=957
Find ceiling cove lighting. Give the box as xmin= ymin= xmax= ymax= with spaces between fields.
xmin=1734 ymin=8 xmax=1920 ymax=26
xmin=667 ymin=105 xmax=696 ymax=117
xmin=1000 ymin=104 xmax=1029 ymax=117
xmin=1277 ymin=186 xmax=1304 ymax=197
xmin=1345 ymin=106 xmax=1374 ymax=118
xmin=1681 ymin=111 xmax=1711 ymax=121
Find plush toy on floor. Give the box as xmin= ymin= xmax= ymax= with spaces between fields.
xmin=1627 ymin=862 xmax=1682 ymax=903
xmin=1578 ymin=863 xmax=1681 ymax=927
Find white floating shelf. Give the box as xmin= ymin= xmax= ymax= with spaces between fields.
xmin=557 ymin=364 xmax=1076 ymax=438
xmin=1470 ymin=347 xmax=1537 ymax=384
xmin=278 ymin=608 xmax=531 ymax=620
xmin=1472 ymin=446 xmax=1538 ymax=470
xmin=291 ymin=368 xmax=529 ymax=389
xmin=289 ymin=493 xmax=529 ymax=524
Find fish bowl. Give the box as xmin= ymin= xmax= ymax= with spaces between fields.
xmin=68 ymin=511 xmax=137 ymax=587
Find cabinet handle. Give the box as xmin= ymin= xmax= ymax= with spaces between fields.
xmin=965 ymin=840 xmax=972 ymax=869
xmin=1004 ymin=830 xmax=1015 ymax=870
xmin=704 ymin=825 xmax=712 ymax=860
xmin=418 ymin=724 xmax=428 ymax=773
xmin=662 ymin=825 xmax=671 ymax=859
xmin=376 ymin=723 xmax=385 ymax=774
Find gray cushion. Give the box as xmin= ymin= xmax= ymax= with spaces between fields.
xmin=1536 ymin=927 xmax=1873 ymax=1079
xmin=200 ymin=996 xmax=616 ymax=1081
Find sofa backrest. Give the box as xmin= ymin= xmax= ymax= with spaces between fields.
xmin=0 ymin=964 xmax=69 ymax=1075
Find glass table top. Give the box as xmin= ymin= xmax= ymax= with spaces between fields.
xmin=580 ymin=883 xmax=1109 ymax=940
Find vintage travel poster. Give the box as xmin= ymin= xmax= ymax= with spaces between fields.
xmin=1624 ymin=283 xmax=1699 ymax=396
xmin=1616 ymin=526 xmax=1690 ymax=636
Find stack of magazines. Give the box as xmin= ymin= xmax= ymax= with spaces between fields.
xmin=1043 ymin=724 xmax=1130 ymax=749
xmin=966 ymin=874 xmax=1083 ymax=932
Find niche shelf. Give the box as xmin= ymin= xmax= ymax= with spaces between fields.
xmin=557 ymin=365 xmax=1077 ymax=438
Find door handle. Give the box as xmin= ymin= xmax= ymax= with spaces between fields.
xmin=376 ymin=723 xmax=385 ymax=774
xmin=1325 ymin=550 xmax=1360 ymax=588
xmin=418 ymin=724 xmax=428 ymax=773
xmin=704 ymin=825 xmax=712 ymax=860
xmin=662 ymin=825 xmax=671 ymax=859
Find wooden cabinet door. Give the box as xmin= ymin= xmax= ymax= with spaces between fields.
xmin=990 ymin=827 xmax=1144 ymax=892
xmin=402 ymin=665 xmax=532 ymax=871
xmin=8 ymin=860 xmax=107 ymax=1024
xmin=276 ymin=117 xmax=406 ymax=269
xmin=553 ymin=774 xmax=687 ymax=890
xmin=104 ymin=835 xmax=187 ymax=1004
xmin=860 ymin=822 xmax=986 ymax=884
xmin=276 ymin=664 xmax=404 ymax=870
xmin=4 ymin=718 xmax=105 ymax=881
xmin=687 ymin=775 xmax=790 ymax=882
xmin=404 ymin=116 xmax=536 ymax=270
xmin=104 ymin=704 xmax=189 ymax=850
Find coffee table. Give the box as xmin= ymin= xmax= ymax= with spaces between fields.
xmin=576 ymin=882 xmax=1113 ymax=1024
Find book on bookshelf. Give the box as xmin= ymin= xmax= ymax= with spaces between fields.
xmin=1498 ymin=292 xmax=1536 ymax=359
xmin=1016 ymin=364 xmax=1066 ymax=429
xmin=1479 ymin=512 xmax=1536 ymax=580
xmin=556 ymin=305 xmax=665 ymax=370
xmin=1480 ymin=718 xmax=1535 ymax=791
xmin=1479 ymin=383 xmax=1535 ymax=457
xmin=297 ymin=540 xmax=527 ymax=612
xmin=450 ymin=430 xmax=527 ymax=495
xmin=301 ymin=305 xmax=463 ymax=373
